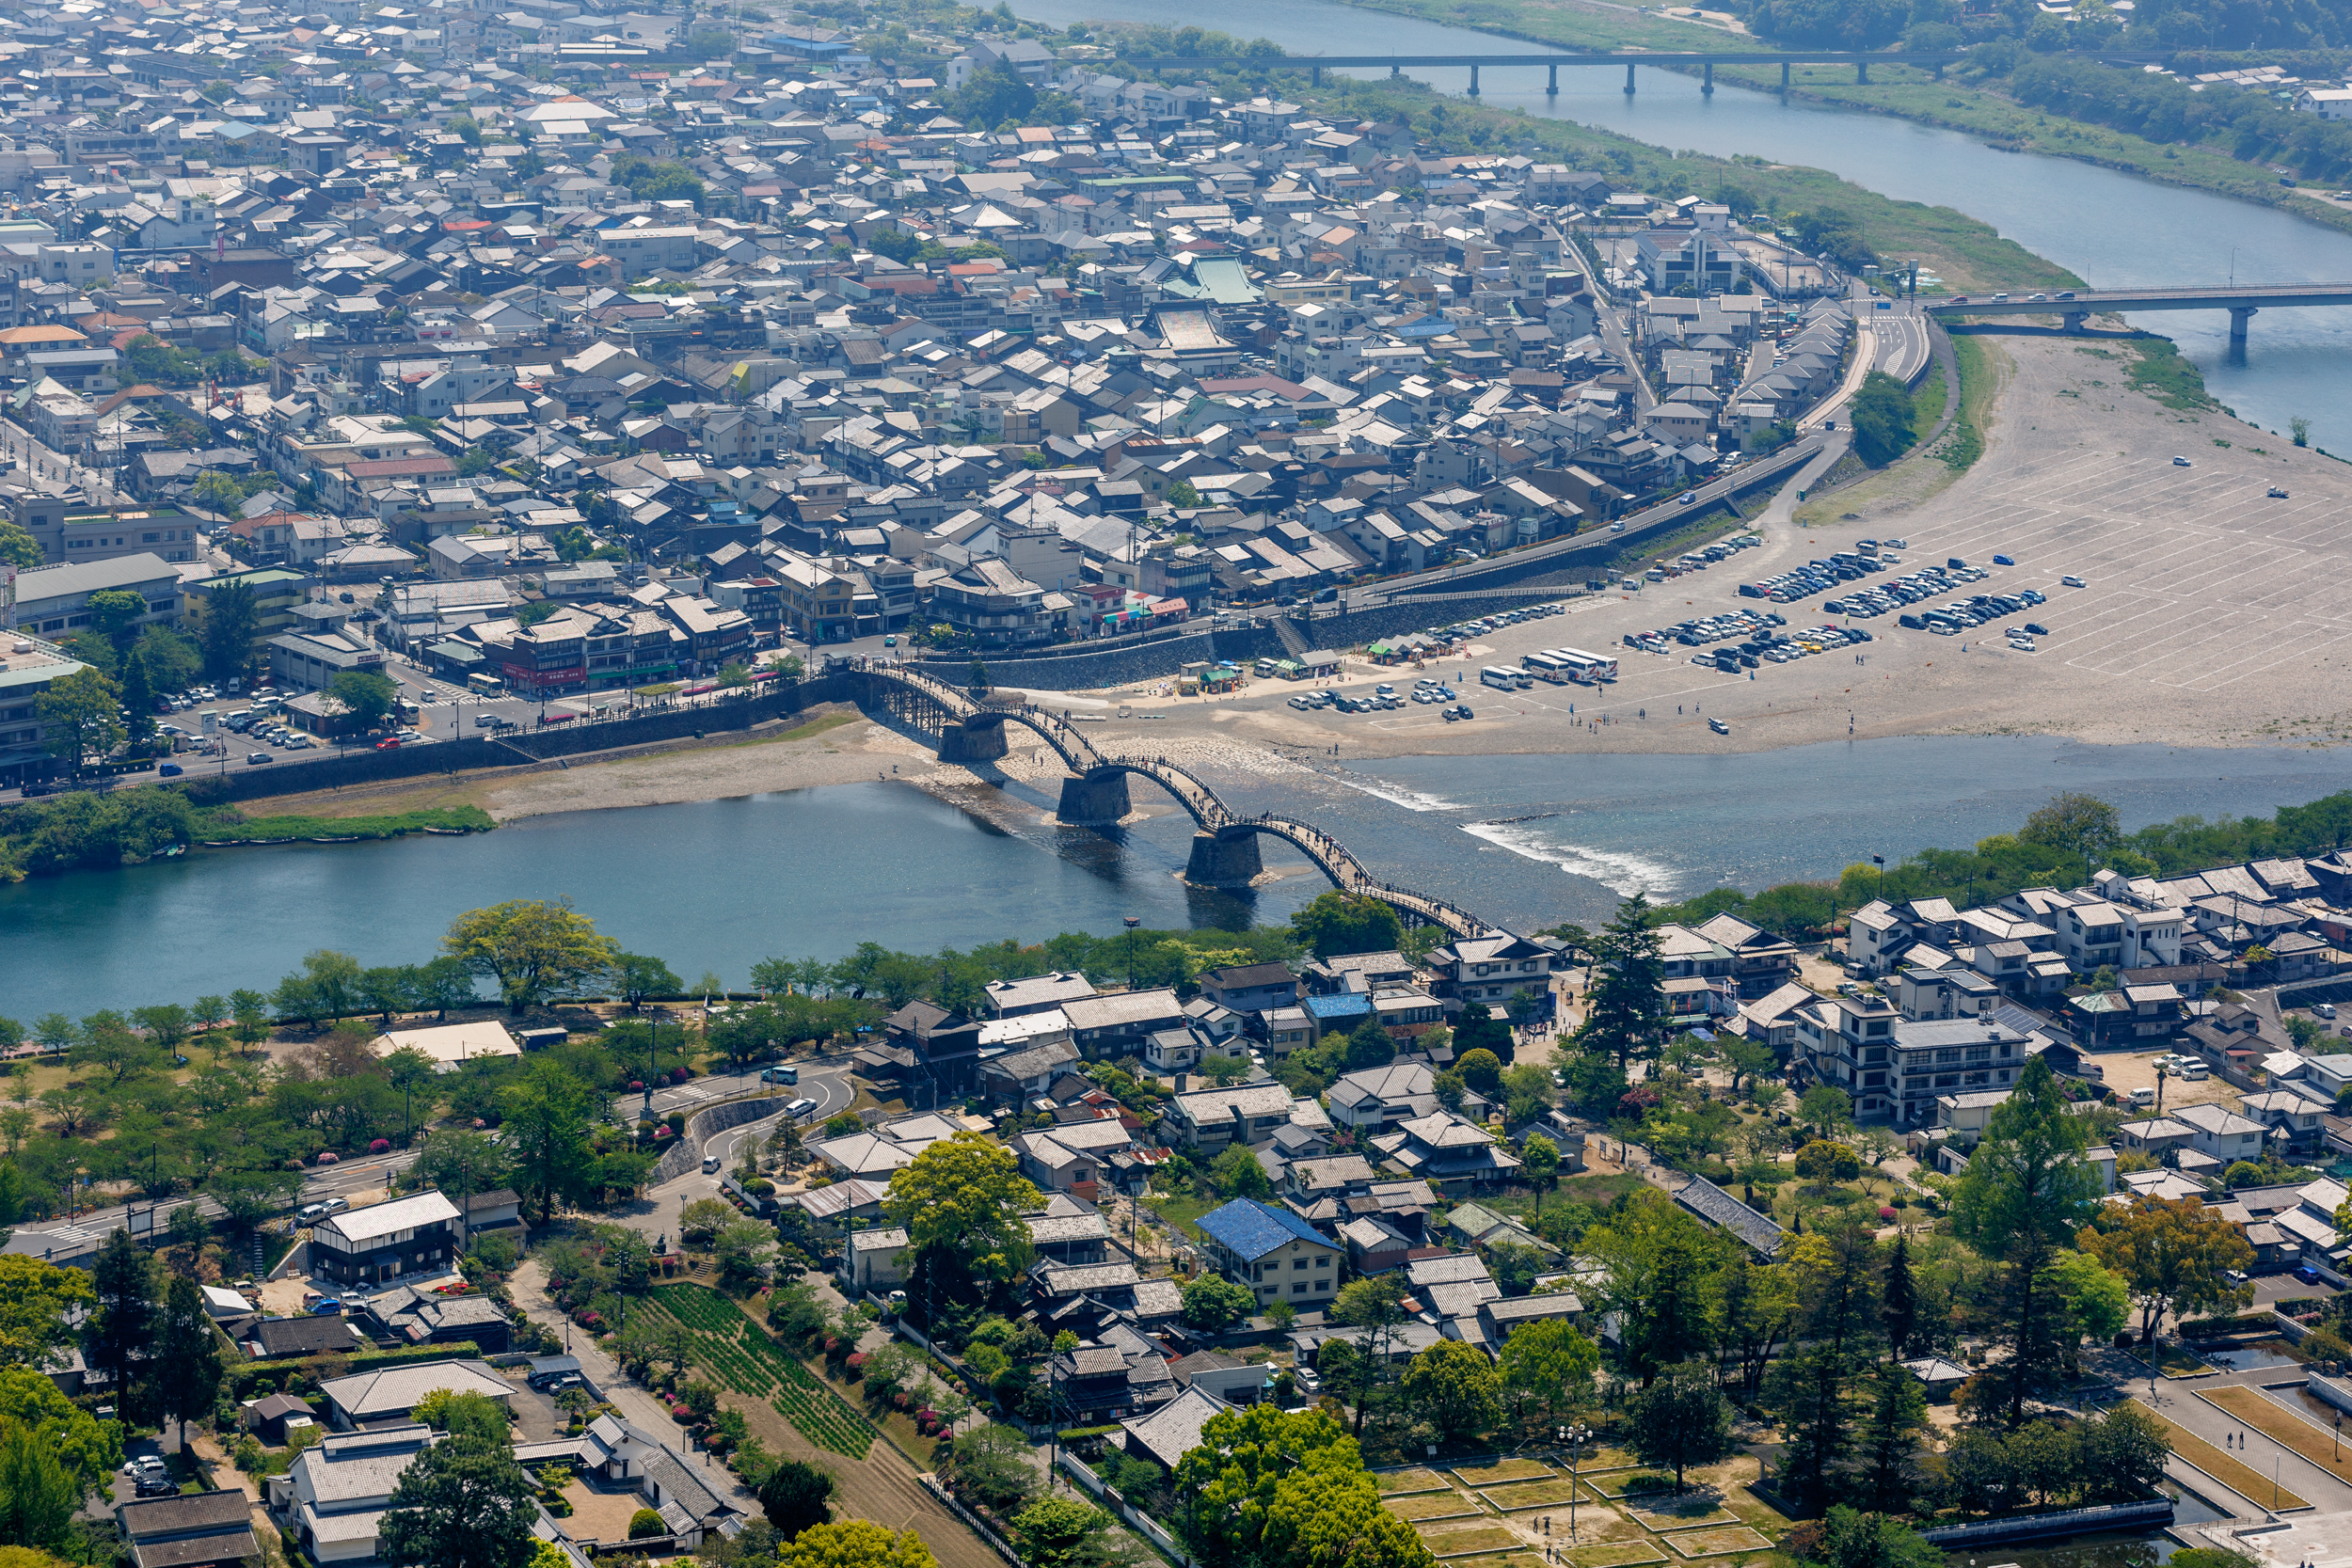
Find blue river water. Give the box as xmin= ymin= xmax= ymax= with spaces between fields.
xmin=8 ymin=736 xmax=2351 ymax=1015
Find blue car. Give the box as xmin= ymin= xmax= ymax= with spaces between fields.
xmin=309 ymin=1299 xmax=343 ymax=1315
xmin=157 ymin=763 xmax=183 ymax=776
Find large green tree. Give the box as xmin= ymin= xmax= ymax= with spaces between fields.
xmin=1577 ymin=891 xmax=1665 ymax=1069
xmin=151 ymin=1275 xmax=224 ymax=1449
xmin=84 ymin=1229 xmax=157 ymax=1421
xmin=442 ymin=899 xmax=620 ymax=1013
xmin=1628 ymin=1361 xmax=1734 ymax=1492
xmin=500 ymin=1061 xmax=594 ymax=1223
xmin=199 ymin=580 xmax=260 ymax=681
xmin=35 ymin=667 xmax=123 ymax=775
xmin=1287 ymin=892 xmax=1406 ymax=959
xmin=328 ymin=669 xmax=400 ymax=733
xmin=1953 ymin=1056 xmax=2102 ymax=1425
xmin=881 ymin=1132 xmax=1041 ymax=1284
xmin=1846 ymin=371 xmax=1917 ymax=467
xmin=1400 ymin=1338 xmax=1503 ymax=1445
xmin=1172 ymin=1405 xmax=1431 ymax=1568
xmin=377 ymin=1433 xmax=539 ymax=1568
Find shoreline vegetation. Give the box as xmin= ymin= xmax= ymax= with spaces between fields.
xmin=0 ymin=785 xmax=494 ymax=882
xmin=1654 ymin=787 xmax=2352 ymax=939
xmin=1292 ymin=0 xmax=2352 ymax=241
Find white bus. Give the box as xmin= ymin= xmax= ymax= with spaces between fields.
xmin=1550 ymin=647 xmax=1620 ymax=682
xmin=1519 ymin=652 xmax=1572 ymax=683
xmin=1480 ymin=665 xmax=1531 ymax=691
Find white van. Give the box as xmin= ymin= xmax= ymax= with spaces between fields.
xmin=2129 ymin=1085 xmax=2157 ymax=1109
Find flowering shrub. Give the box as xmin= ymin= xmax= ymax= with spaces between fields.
xmin=369 ymin=1138 xmax=392 ymax=1154
xmin=670 ymin=1403 xmax=691 ymax=1420
xmin=1879 ymin=1206 xmax=1899 ymax=1221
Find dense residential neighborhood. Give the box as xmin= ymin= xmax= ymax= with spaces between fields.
xmin=0 ymin=0 xmax=1893 ymax=789
xmin=8 ymin=813 xmax=2352 ymax=1568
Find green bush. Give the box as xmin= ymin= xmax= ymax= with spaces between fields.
xmin=628 ymin=1509 xmax=667 ymax=1539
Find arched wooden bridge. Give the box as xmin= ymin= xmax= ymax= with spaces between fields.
xmin=856 ymin=663 xmax=1489 ymax=937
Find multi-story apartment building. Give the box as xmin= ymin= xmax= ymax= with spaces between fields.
xmin=0 ymin=633 xmax=87 ymax=789
xmin=1793 ymin=989 xmax=2035 ymax=1125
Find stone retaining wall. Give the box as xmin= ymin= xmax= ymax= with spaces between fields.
xmin=1917 ymin=1498 xmax=2173 ymax=1545
xmin=168 ymin=674 xmax=858 ymax=808
xmin=651 ymin=1090 xmax=798 ymax=1185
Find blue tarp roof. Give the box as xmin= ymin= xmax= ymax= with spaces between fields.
xmin=1198 ymin=1198 xmax=1329 ymax=1261
xmin=1302 ymin=993 xmax=1372 ymax=1020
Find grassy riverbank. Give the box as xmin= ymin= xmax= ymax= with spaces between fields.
xmin=0 ymin=786 xmax=493 ymax=880
xmin=1708 ymin=61 xmax=2352 ymax=239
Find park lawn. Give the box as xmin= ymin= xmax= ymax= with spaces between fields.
xmin=1564 ymin=1545 xmax=1668 ymax=1568
xmin=1389 ymin=1493 xmax=1485 ymax=1521
xmin=2198 ymin=1386 xmax=2352 ymax=1484
xmin=2129 ymin=1401 xmax=2312 ymax=1512
xmin=1421 ymin=1528 xmax=1523 ymax=1557
xmin=1482 ymin=1481 xmax=1581 ymax=1512
xmin=1665 ymin=1527 xmax=1775 ymax=1558
xmin=1379 ymin=1467 xmax=1458 ymax=1495
xmin=1452 ymin=1457 xmax=1556 ymax=1486
xmin=2154 ymin=1345 xmax=2211 ymax=1378
xmin=1586 ymin=1471 xmax=1678 ymax=1500
xmin=1626 ymin=1498 xmax=1740 ymax=1531
xmin=1145 ymin=1188 xmax=1220 ymax=1244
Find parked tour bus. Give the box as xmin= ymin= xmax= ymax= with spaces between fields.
xmin=1481 ymin=666 xmax=1532 ymax=691
xmin=1519 ymin=652 xmax=1572 ymax=683
xmin=1551 ymin=647 xmax=1620 ymax=682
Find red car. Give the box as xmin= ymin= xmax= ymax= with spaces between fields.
xmin=375 ymin=738 xmax=403 ymax=751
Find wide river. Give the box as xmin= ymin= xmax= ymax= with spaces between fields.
xmin=10 ymin=736 xmax=2352 ymax=1015
xmin=1016 ymin=0 xmax=2352 ymax=452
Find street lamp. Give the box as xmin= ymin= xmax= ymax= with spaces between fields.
xmin=1123 ymin=915 xmax=1140 ymax=991
xmin=1557 ymin=1422 xmax=1589 ymax=1540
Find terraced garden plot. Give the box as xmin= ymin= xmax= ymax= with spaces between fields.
xmin=1379 ymin=1468 xmax=1457 ymax=1495
xmin=1565 ymin=1544 xmax=1669 ymax=1568
xmin=1481 ymin=1481 xmax=1582 ymax=1512
xmin=1664 ymin=1528 xmax=1774 ymax=1558
xmin=2127 ymin=1401 xmax=2311 ymax=1513
xmin=642 ymin=1285 xmax=873 ymax=1459
xmin=1586 ymin=1472 xmax=1679 ymax=1501
xmin=2199 ymin=1385 xmax=2352 ymax=1483
xmin=1422 ymin=1528 xmax=1522 ymax=1558
xmin=1575 ymin=1449 xmax=1640 ymax=1472
xmin=1452 ymin=1458 xmax=1556 ymax=1486
xmin=1388 ymin=1492 xmax=1484 ymax=1520
xmin=1626 ymin=1500 xmax=1740 ymax=1532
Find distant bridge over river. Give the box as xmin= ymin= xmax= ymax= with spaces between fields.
xmin=1927 ymin=283 xmax=2352 ymax=345
xmin=1118 ymin=47 xmax=2169 ymax=95
xmin=854 ymin=663 xmax=1490 ymax=936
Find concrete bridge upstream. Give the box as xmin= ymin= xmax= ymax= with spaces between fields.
xmin=1119 ymin=47 xmax=2166 ymax=95
xmin=855 ymin=664 xmax=1492 ymax=938
xmin=1927 ymin=283 xmax=2352 ymax=344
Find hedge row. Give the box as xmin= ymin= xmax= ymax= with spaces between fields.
xmin=232 ymin=1339 xmax=485 ymax=1397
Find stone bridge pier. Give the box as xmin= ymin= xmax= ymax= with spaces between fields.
xmin=1185 ymin=826 xmax=1263 ymax=887
xmin=937 ymin=713 xmax=1009 ymax=763
xmin=1057 ymin=768 xmax=1133 ymax=825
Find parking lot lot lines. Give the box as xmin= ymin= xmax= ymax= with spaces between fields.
xmin=2179 ymin=624 xmax=2352 ymax=693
